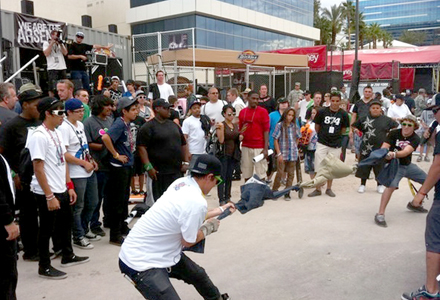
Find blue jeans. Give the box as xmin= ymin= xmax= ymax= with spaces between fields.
xmin=71 ymin=174 xmax=99 ymax=240
xmin=71 ymin=70 xmax=91 ymax=94
xmin=119 ymin=253 xmax=221 ymax=300
xmin=217 ymin=156 xmax=237 ymax=203
xmin=90 ymin=171 xmax=109 ymax=230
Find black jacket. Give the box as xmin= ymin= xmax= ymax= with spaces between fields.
xmin=0 ymin=155 xmax=15 ymax=238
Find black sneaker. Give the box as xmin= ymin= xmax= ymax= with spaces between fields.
xmin=23 ymin=253 xmax=39 ymax=262
xmin=284 ymin=193 xmax=291 ymax=201
xmin=109 ymin=236 xmax=125 ymax=246
xmin=221 ymin=293 xmax=230 ymax=300
xmin=91 ymin=227 xmax=106 ymax=237
xmin=407 ymin=202 xmax=428 ymax=213
xmin=38 ymin=265 xmax=67 ymax=280
xmin=60 ymin=255 xmax=90 ymax=268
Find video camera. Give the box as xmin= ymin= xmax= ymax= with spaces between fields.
xmin=53 ymin=29 xmax=66 ymax=45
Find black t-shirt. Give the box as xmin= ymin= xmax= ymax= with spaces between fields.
xmin=353 ymin=99 xmax=372 ymax=121
xmin=131 ymin=116 xmax=146 ymax=156
xmin=0 ymin=116 xmax=41 ymax=172
xmin=434 ymin=132 xmax=440 ymax=201
xmin=68 ymin=42 xmax=93 ymax=71
xmin=404 ymin=97 xmax=415 ymax=112
xmin=137 ymin=118 xmax=186 ymax=174
xmin=258 ymin=96 xmax=276 ymax=114
xmin=314 ymin=107 xmax=350 ymax=148
xmin=384 ymin=129 xmax=420 ymax=166
xmin=353 ymin=114 xmax=398 ymax=156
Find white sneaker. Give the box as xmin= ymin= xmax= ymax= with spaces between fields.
xmin=73 ymin=237 xmax=94 ymax=250
xmin=85 ymin=232 xmax=101 ymax=241
xmin=377 ymin=185 xmax=385 ymax=194
xmin=358 ymin=185 xmax=366 ymax=193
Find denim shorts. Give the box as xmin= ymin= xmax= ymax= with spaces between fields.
xmin=426 ymin=201 xmax=440 ymax=253
xmin=304 ymin=150 xmax=315 ymax=175
xmin=388 ymin=163 xmax=426 ymax=188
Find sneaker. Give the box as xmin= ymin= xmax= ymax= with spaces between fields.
xmin=73 ymin=237 xmax=94 ymax=250
xmin=401 ymin=285 xmax=440 ymax=300
xmin=284 ymin=193 xmax=291 ymax=201
xmin=85 ymin=232 xmax=102 ymax=241
xmin=109 ymin=236 xmax=125 ymax=246
xmin=407 ymin=202 xmax=428 ymax=213
xmin=221 ymin=293 xmax=230 ymax=300
xmin=425 ymin=156 xmax=431 ymax=162
xmin=374 ymin=214 xmax=387 ymax=227
xmin=308 ymin=190 xmax=322 ymax=197
xmin=60 ymin=255 xmax=90 ymax=267
xmin=377 ymin=185 xmax=385 ymax=194
xmin=38 ymin=265 xmax=67 ymax=280
xmin=358 ymin=185 xmax=366 ymax=193
xmin=50 ymin=250 xmax=62 ymax=260
xmin=325 ymin=189 xmax=336 ymax=197
xmin=417 ymin=155 xmax=423 ymax=162
xmin=91 ymin=227 xmax=106 ymax=237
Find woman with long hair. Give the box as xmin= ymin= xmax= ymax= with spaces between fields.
xmin=272 ymin=107 xmax=300 ymax=200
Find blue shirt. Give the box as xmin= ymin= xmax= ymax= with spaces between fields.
xmin=269 ymin=111 xmax=282 ymax=150
xmin=107 ymin=117 xmax=134 ymax=167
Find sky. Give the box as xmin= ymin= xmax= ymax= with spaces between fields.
xmin=320 ymin=0 xmax=343 ymax=10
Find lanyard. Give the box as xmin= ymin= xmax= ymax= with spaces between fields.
xmin=42 ymin=123 xmax=65 ymax=164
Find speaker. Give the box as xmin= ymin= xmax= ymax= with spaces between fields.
xmin=349 ymin=60 xmax=361 ymax=103
xmin=21 ymin=0 xmax=34 ymax=15
xmin=81 ymin=15 xmax=92 ymax=28
xmin=309 ymin=71 xmax=343 ymax=95
xmin=108 ymin=24 xmax=118 ymax=33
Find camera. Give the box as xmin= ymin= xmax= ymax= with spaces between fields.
xmin=54 ymin=29 xmax=66 ymax=45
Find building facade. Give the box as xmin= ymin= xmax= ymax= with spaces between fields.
xmin=360 ymin=0 xmax=440 ymax=45
xmin=128 ymin=0 xmax=319 ymax=51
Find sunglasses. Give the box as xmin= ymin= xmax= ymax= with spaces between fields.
xmin=401 ymin=122 xmax=414 ymax=127
xmin=51 ymin=110 xmax=66 ymax=116
xmin=138 ymin=95 xmax=146 ymax=99
xmin=214 ymin=175 xmax=224 ymax=186
xmin=433 ymin=107 xmax=440 ymax=114
xmin=226 ymin=113 xmax=236 ymax=116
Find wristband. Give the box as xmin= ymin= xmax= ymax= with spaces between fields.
xmin=144 ymin=163 xmax=153 ymax=171
xmin=45 ymin=193 xmax=54 ymax=199
xmin=219 ymin=206 xmax=225 ymax=213
xmin=276 ymin=153 xmax=282 ymax=157
xmin=46 ymin=195 xmax=56 ymax=201
xmin=113 ymin=153 xmax=119 ymax=159
xmin=66 ymin=181 xmax=74 ymax=190
xmin=182 ymin=162 xmax=189 ymax=166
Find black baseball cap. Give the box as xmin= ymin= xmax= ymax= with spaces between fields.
xmin=153 ymin=98 xmax=172 ymax=109
xmin=117 ymin=97 xmax=137 ymax=112
xmin=37 ymin=97 xmax=62 ymax=114
xmin=18 ymin=89 xmax=42 ymax=104
xmin=189 ymin=154 xmax=222 ymax=176
xmin=369 ymin=100 xmax=382 ymax=107
xmin=303 ymin=90 xmax=311 ymax=95
xmin=277 ymin=97 xmax=288 ymax=103
xmin=189 ymin=99 xmax=202 ymax=109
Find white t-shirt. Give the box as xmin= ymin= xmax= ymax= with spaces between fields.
xmin=387 ymin=103 xmax=411 ymax=121
xmin=43 ymin=41 xmax=66 ymax=70
xmin=298 ymin=99 xmax=312 ymax=121
xmin=202 ymin=100 xmax=227 ymax=123
xmin=232 ymin=97 xmax=246 ymax=116
xmin=181 ymin=115 xmax=206 ymax=155
xmin=27 ymin=125 xmax=67 ymax=195
xmin=58 ymin=119 xmax=93 ymax=179
xmin=119 ymin=176 xmax=207 ymax=271
xmin=148 ymin=83 xmax=174 ymax=101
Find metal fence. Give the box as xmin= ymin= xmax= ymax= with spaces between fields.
xmin=132 ymin=28 xmax=195 ymax=97
xmin=284 ymin=67 xmax=310 ymax=97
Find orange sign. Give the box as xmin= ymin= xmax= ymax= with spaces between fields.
xmin=238 ymin=50 xmax=259 ymax=65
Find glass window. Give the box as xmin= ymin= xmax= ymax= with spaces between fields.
xmin=196 ymin=29 xmax=207 ymax=47
xmin=233 ymin=36 xmax=243 ymax=51
xmin=197 ymin=15 xmax=206 ymax=29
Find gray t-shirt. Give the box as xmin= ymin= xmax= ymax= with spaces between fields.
xmin=83 ymin=115 xmax=114 ymax=172
xmin=0 ymin=107 xmax=18 ymax=128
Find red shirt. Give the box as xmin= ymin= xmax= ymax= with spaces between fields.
xmin=239 ymin=106 xmax=270 ymax=149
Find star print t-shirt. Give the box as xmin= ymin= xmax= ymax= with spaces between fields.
xmin=384 ymin=129 xmax=420 ymax=165
xmin=353 ymin=114 xmax=398 ymax=156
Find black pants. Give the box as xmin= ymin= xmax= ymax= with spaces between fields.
xmin=119 ymin=253 xmax=221 ymax=300
xmin=355 ymin=153 xmax=385 ymax=181
xmin=217 ymin=156 xmax=237 ymax=203
xmin=35 ymin=192 xmax=74 ymax=268
xmin=0 ymin=237 xmax=17 ymax=300
xmin=90 ymin=171 xmax=109 ymax=230
xmin=106 ymin=165 xmax=131 ymax=239
xmin=16 ymin=183 xmax=39 ymax=257
xmin=152 ymin=171 xmax=182 ymax=201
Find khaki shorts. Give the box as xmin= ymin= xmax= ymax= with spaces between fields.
xmin=315 ymin=142 xmax=341 ymax=172
xmin=241 ymin=147 xmax=268 ymax=180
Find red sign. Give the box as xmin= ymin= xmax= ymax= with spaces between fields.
xmin=238 ymin=50 xmax=259 ymax=65
xmin=268 ymin=45 xmax=327 ymax=71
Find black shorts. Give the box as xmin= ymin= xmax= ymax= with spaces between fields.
xmin=133 ymin=156 xmax=144 ymax=176
xmin=425 ymin=201 xmax=440 ymax=253
xmin=47 ymin=69 xmax=67 ymax=91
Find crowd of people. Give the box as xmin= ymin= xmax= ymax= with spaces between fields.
xmin=1 ymin=59 xmax=440 ymax=299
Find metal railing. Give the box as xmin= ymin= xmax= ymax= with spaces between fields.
xmin=5 ymin=54 xmax=40 ymax=84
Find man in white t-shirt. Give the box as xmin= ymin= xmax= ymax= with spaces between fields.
xmin=227 ymin=88 xmax=245 ymax=124
xmin=27 ymin=97 xmax=89 ymax=280
xmin=119 ymin=154 xmax=235 ymax=300
xmin=148 ymin=70 xmax=174 ymax=101
xmin=203 ymin=87 xmax=227 ymax=125
xmin=387 ymin=94 xmax=412 ymax=126
xmin=43 ymin=30 xmax=68 ymax=97
xmin=182 ymin=100 xmax=206 ymax=159
xmin=58 ymin=98 xmax=100 ymax=250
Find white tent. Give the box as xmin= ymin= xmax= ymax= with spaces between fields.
xmin=363 ymin=40 xmax=416 ymax=49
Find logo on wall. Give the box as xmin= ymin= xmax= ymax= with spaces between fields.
xmin=238 ymin=50 xmax=259 ymax=65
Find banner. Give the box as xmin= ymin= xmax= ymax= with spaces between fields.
xmin=268 ymin=45 xmax=327 ymax=71
xmin=15 ymin=13 xmax=66 ymax=50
